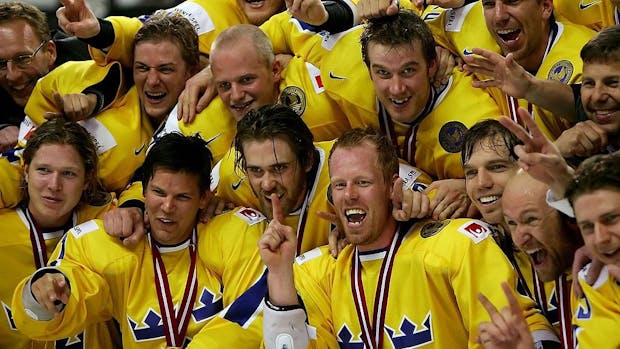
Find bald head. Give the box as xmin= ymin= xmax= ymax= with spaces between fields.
xmin=210 ymin=24 xmax=274 ymax=68
xmin=503 ymin=170 xmax=549 ymax=209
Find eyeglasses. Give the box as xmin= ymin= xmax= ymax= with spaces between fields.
xmin=0 ymin=41 xmax=47 ymax=72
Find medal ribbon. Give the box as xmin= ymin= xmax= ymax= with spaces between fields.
xmin=378 ymin=84 xmax=439 ymax=166
xmin=350 ymin=228 xmax=404 ymax=349
xmin=149 ymin=229 xmax=198 ymax=347
xmin=556 ymin=275 xmax=573 ymax=349
xmin=21 ymin=207 xmax=75 ymax=269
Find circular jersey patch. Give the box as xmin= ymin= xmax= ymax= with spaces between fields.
xmin=438 ymin=121 xmax=467 ymax=153
xmin=420 ymin=220 xmax=450 ymax=238
xmin=548 ymin=60 xmax=574 ymax=83
xmin=279 ymin=86 xmax=306 ymax=116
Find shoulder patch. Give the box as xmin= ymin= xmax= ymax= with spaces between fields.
xmin=445 ymin=3 xmax=476 ymax=32
xmin=234 ymin=207 xmax=266 ymax=226
xmin=163 ymin=1 xmax=215 ymax=35
xmin=279 ymin=85 xmax=306 ymax=116
xmin=18 ymin=115 xmax=36 ymax=144
xmin=295 ymin=247 xmax=323 ymax=265
xmin=547 ymin=60 xmax=574 ymax=83
xmin=305 ymin=62 xmax=325 ymax=94
xmin=70 ymin=220 xmax=100 ymax=239
xmin=420 ymin=220 xmax=450 ymax=238
xmin=457 ymin=220 xmax=491 ymax=244
xmin=439 ymin=121 xmax=467 ymax=153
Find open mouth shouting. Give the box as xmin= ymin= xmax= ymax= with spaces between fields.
xmin=496 ymin=28 xmax=521 ymax=49
xmin=345 ymin=208 xmax=367 ymax=227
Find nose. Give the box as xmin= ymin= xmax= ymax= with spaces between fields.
xmin=590 ymin=83 xmax=609 ymax=104
xmin=593 ymin=222 xmax=611 ymax=248
xmin=261 ymin=172 xmax=277 ymax=193
xmin=388 ymin=76 xmax=406 ymax=96
xmin=344 ymin=184 xmax=358 ymax=201
xmin=477 ymin=168 xmax=493 ymax=189
xmin=161 ymin=196 xmax=175 ymax=213
xmin=145 ymin=69 xmax=161 ymax=86
xmin=511 ymin=224 xmax=531 ymax=249
xmin=4 ymin=61 xmax=24 ymax=81
xmin=493 ymin=2 xmax=510 ymax=22
xmin=230 ymin=83 xmax=245 ymax=102
xmin=48 ymin=172 xmax=62 ymax=191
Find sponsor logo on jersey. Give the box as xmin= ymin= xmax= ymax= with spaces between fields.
xmin=231 ymin=177 xmax=244 ymax=191
xmin=438 ymin=121 xmax=467 ymax=153
xmin=576 ymin=296 xmax=592 ymax=320
xmin=279 ymin=86 xmax=306 ymax=116
xmin=420 ymin=220 xmax=450 ymax=238
xmin=548 ymin=60 xmax=574 ymax=84
xmin=234 ymin=208 xmax=266 ymax=226
xmin=329 ymin=71 xmax=347 ymax=80
xmin=579 ymin=0 xmax=600 ymax=10
xmin=457 ymin=220 xmax=490 ymax=243
xmin=463 ymin=48 xmax=474 ymax=56
xmin=134 ymin=142 xmax=147 ymax=156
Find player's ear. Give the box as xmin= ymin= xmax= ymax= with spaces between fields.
xmin=327 ymin=184 xmax=333 ymax=205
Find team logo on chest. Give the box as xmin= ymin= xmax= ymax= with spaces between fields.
xmin=548 ymin=60 xmax=574 ymax=83
xmin=127 ymin=287 xmax=222 ymax=342
xmin=337 ymin=313 xmax=434 ymax=349
xmin=438 ymin=121 xmax=467 ymax=153
xmin=279 ymin=86 xmax=306 ymax=116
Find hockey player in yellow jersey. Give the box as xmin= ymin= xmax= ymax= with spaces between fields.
xmin=20 ymin=14 xmax=200 ymax=195
xmin=423 ymin=0 xmax=596 ymax=140
xmin=565 ymin=153 xmax=620 ymax=348
xmin=502 ymin=171 xmax=584 ymax=348
xmin=0 ymin=119 xmax=119 ymax=349
xmin=259 ymin=127 xmax=558 ymax=349
xmin=462 ymin=119 xmax=581 ymax=344
xmin=319 ymin=10 xmax=499 ymax=219
xmin=12 ymin=133 xmax=226 ymax=348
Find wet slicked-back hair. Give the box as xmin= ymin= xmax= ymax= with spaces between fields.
xmin=461 ymin=119 xmax=522 ymax=166
xmin=360 ymin=9 xmax=436 ymax=68
xmin=234 ymin=104 xmax=315 ymax=171
xmin=329 ymin=127 xmax=399 ymax=183
xmin=211 ymin=24 xmax=274 ymax=68
xmin=567 ymin=152 xmax=620 ymax=206
xmin=580 ymin=25 xmax=620 ymax=64
xmin=0 ymin=2 xmax=50 ymax=42
xmin=142 ymin=133 xmax=213 ymax=193
xmin=22 ymin=119 xmax=108 ymax=206
xmin=134 ymin=13 xmax=200 ymax=70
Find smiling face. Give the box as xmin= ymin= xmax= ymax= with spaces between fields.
xmin=145 ymin=168 xmax=208 ymax=245
xmin=236 ymin=0 xmax=284 ymax=25
xmin=0 ymin=19 xmax=55 ymax=107
xmin=482 ymin=0 xmax=553 ymax=72
xmin=133 ymin=40 xmax=193 ymax=125
xmin=367 ymin=40 xmax=436 ymax=124
xmin=574 ymin=189 xmax=620 ymax=269
xmin=241 ymin=136 xmax=311 ymax=219
xmin=502 ymin=173 xmax=580 ymax=282
xmin=211 ymin=37 xmax=281 ymax=121
xmin=464 ymin=137 xmax=518 ymax=225
xmin=25 ymin=143 xmax=88 ymax=228
xmin=581 ymin=60 xmax=620 ymax=139
xmin=329 ymin=142 xmax=397 ymax=252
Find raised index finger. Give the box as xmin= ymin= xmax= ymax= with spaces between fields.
xmin=271 ymin=193 xmax=284 ymax=223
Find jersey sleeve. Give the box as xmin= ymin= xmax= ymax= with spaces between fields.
xmin=88 ymin=16 xmax=143 ymax=68
xmin=11 ymin=220 xmax=116 ymax=341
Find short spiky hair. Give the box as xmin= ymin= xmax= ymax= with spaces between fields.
xmin=329 ymin=127 xmax=399 ymax=184
xmin=360 ymin=9 xmax=436 ymax=68
xmin=566 ymin=152 xmax=620 ymax=206
xmin=142 ymin=133 xmax=213 ymax=193
xmin=0 ymin=2 xmax=50 ymax=42
xmin=580 ymin=25 xmax=620 ymax=64
xmin=134 ymin=13 xmax=199 ymax=69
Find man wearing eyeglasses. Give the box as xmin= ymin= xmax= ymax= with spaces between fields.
xmin=0 ymin=1 xmax=89 ymax=152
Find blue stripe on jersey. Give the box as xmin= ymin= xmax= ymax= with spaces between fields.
xmin=221 ymin=270 xmax=267 ymax=327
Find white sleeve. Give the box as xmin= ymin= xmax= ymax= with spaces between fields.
xmin=263 ymin=300 xmax=309 ymax=349
xmin=545 ymin=189 xmax=574 ymax=218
